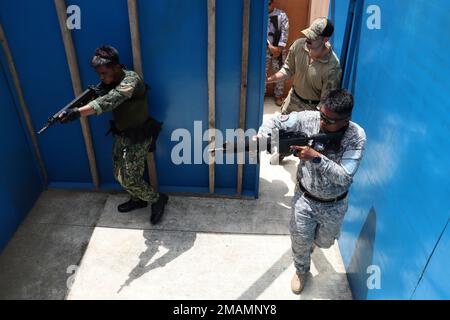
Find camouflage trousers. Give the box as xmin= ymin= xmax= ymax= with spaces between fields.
xmin=281 ymin=88 xmax=319 ymax=115
xmin=289 ymin=187 xmax=348 ymax=274
xmin=266 ymin=48 xmax=287 ymax=98
xmin=113 ymin=135 xmax=159 ymax=203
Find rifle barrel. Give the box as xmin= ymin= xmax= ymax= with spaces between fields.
xmin=36 ymin=83 xmax=102 ymax=135
xmin=37 ymin=124 xmax=49 ymax=135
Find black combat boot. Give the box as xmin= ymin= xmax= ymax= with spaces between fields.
xmin=150 ymin=193 xmax=169 ymax=225
xmin=118 ymin=198 xmax=148 ymax=213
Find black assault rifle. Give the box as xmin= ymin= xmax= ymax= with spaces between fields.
xmin=37 ymin=82 xmax=107 ymax=135
xmin=210 ymin=130 xmax=344 ymax=157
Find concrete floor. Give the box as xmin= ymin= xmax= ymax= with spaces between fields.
xmin=0 ymin=98 xmax=352 ymax=300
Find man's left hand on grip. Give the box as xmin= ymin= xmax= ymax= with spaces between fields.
xmin=58 ymin=107 xmax=81 ymax=123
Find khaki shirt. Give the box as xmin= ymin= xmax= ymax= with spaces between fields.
xmin=280 ymin=38 xmax=342 ymax=101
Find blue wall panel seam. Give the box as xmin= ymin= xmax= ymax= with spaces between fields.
xmin=0 ymin=50 xmax=45 ymax=188
xmin=339 ymin=0 xmax=357 ymax=80
xmin=410 ymin=217 xmax=450 ymax=299
xmin=253 ymin=0 xmax=269 ymax=197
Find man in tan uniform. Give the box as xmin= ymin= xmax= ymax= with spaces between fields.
xmin=266 ymin=18 xmax=342 ymax=114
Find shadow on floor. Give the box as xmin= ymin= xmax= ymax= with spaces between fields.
xmin=237 ymin=249 xmax=293 ymax=300
xmin=118 ymin=230 xmax=197 ymax=293
xmin=236 ymin=243 xmax=351 ymax=300
xmin=299 ymin=247 xmax=352 ymax=300
xmin=258 ymin=177 xmax=292 ymax=209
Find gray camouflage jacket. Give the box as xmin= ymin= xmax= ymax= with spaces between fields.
xmin=268 ymin=8 xmax=289 ymax=47
xmin=258 ymin=111 xmax=366 ymax=199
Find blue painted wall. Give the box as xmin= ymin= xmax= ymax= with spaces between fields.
xmin=412 ymin=220 xmax=450 ymax=299
xmin=331 ymin=0 xmax=450 ymax=299
xmin=0 ymin=0 xmax=267 ymax=197
xmin=0 ymin=48 xmax=43 ymax=252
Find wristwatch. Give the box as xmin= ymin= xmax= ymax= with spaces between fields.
xmin=312 ymin=156 xmax=322 ymax=164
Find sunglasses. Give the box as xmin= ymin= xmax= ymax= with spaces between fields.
xmin=320 ymin=112 xmax=348 ymax=125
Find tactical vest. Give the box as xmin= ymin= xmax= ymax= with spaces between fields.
xmin=112 ymin=74 xmax=149 ymax=131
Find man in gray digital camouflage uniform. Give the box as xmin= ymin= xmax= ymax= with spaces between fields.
xmin=59 ymin=45 xmax=168 ymax=225
xmin=258 ymin=89 xmax=366 ymax=294
xmin=266 ymin=0 xmax=289 ymax=106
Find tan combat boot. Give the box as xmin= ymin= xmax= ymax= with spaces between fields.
xmin=291 ymin=272 xmax=307 ymax=295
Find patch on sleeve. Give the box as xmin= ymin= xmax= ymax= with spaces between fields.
xmin=278 ymin=114 xmax=290 ymax=122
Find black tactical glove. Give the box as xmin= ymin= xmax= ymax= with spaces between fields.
xmin=59 ymin=107 xmax=81 ymax=123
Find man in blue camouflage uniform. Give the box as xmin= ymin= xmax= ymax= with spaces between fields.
xmin=258 ymin=89 xmax=366 ymax=294
xmin=59 ymin=45 xmax=168 ymax=225
xmin=266 ymin=0 xmax=289 ymax=106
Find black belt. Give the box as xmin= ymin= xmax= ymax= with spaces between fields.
xmin=293 ymin=90 xmax=320 ymax=106
xmin=298 ymin=183 xmax=348 ymax=203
